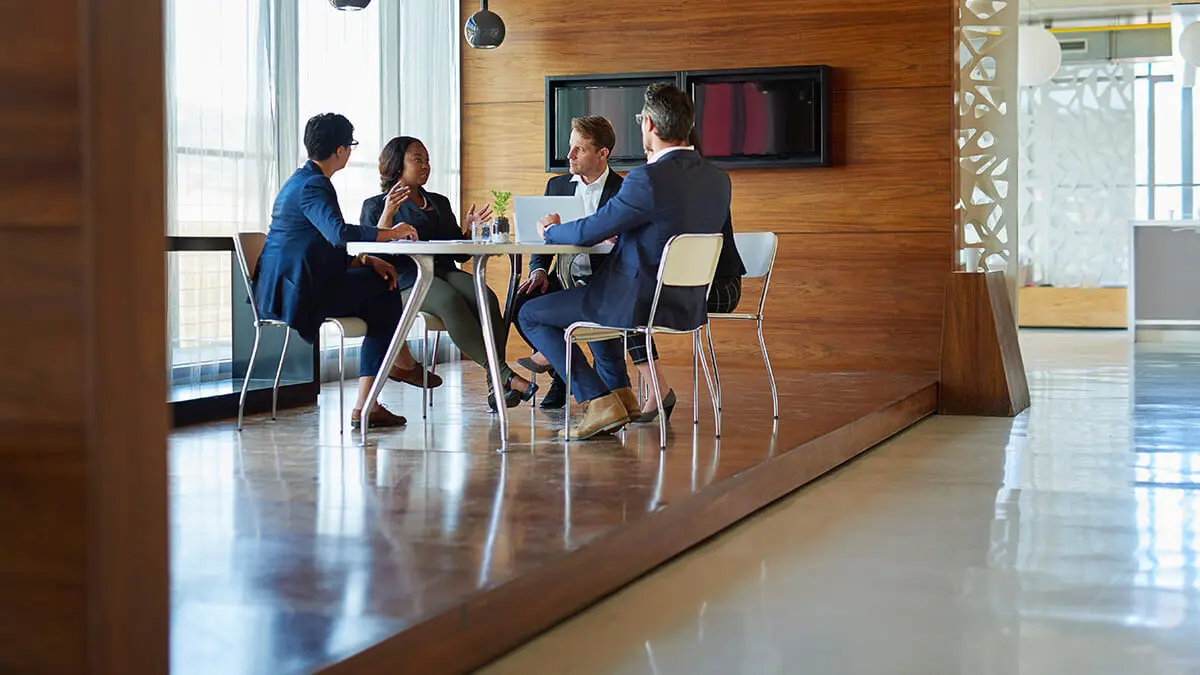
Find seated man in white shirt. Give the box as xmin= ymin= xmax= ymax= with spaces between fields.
xmin=511 ymin=115 xmax=624 ymax=409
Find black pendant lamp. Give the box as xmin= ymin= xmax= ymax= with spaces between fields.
xmin=329 ymin=0 xmax=371 ymax=10
xmin=465 ymin=0 xmax=505 ymax=49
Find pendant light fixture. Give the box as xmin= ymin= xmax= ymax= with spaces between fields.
xmin=329 ymin=0 xmax=371 ymax=10
xmin=465 ymin=0 xmax=505 ymax=49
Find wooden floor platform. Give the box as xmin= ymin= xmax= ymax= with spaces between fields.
xmin=169 ymin=363 xmax=938 ymax=674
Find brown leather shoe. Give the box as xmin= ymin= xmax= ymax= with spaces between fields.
xmin=389 ymin=363 xmax=443 ymax=389
xmin=560 ymin=392 xmax=631 ymax=440
xmin=350 ymin=405 xmax=407 ymax=430
xmin=612 ymin=387 xmax=640 ymax=420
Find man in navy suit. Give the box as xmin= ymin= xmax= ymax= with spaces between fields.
xmin=510 ymin=115 xmax=624 ymax=409
xmin=518 ymin=83 xmax=732 ymax=439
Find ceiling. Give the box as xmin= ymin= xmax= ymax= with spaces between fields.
xmin=1022 ymin=0 xmax=1171 ymax=21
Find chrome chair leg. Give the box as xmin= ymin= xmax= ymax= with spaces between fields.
xmin=237 ymin=325 xmax=262 ymax=431
xmin=646 ymin=330 xmax=666 ymax=449
xmin=336 ymin=324 xmax=346 ymax=435
xmin=271 ymin=329 xmax=290 ymax=420
xmin=430 ymin=329 xmax=441 ymax=407
xmin=422 ymin=321 xmax=429 ymax=419
xmin=692 ymin=332 xmax=699 ymax=425
xmin=704 ymin=324 xmax=721 ymax=412
xmin=697 ymin=329 xmax=720 ymax=438
xmin=564 ymin=329 xmax=575 ymax=442
xmin=758 ymin=318 xmax=778 ymax=419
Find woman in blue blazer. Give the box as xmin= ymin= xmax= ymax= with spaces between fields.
xmin=360 ymin=136 xmax=536 ymax=410
xmin=253 ymin=114 xmax=438 ymax=430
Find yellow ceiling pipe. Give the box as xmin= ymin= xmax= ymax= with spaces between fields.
xmin=1048 ymin=22 xmax=1171 ymax=34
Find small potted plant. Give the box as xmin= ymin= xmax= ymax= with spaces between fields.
xmin=489 ymin=189 xmax=512 ymax=243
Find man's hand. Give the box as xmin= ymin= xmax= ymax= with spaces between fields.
xmin=537 ymin=213 xmax=561 ymax=240
xmin=367 ymin=256 xmax=399 ymax=291
xmin=379 ymin=222 xmax=418 ymax=242
xmin=518 ymin=268 xmax=550 ymax=295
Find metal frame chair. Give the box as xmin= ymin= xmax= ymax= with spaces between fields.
xmin=564 ymin=233 xmax=724 ymax=448
xmin=706 ymin=231 xmax=780 ymax=419
xmin=233 ymin=232 xmax=366 ymax=435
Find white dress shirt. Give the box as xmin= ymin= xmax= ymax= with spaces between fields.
xmin=647 ymin=145 xmax=695 ymax=164
xmin=567 ymin=167 xmax=611 ymax=279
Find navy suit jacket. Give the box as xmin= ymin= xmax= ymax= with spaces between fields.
xmin=359 ymin=188 xmax=468 ymax=289
xmin=253 ymin=161 xmax=378 ymax=343
xmin=544 ymin=149 xmax=731 ymax=331
xmin=529 ymin=170 xmax=623 ymax=276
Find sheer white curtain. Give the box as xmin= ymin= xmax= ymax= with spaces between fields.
xmin=166 ymin=0 xmax=279 ymax=373
xmin=381 ymin=1 xmax=462 ymax=208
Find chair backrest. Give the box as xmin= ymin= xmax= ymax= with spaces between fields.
xmin=646 ymin=233 xmax=723 ymax=330
xmin=734 ymin=232 xmax=778 ymax=279
xmin=232 ymin=232 xmax=267 ymax=322
xmin=657 ymin=233 xmax=723 ymax=288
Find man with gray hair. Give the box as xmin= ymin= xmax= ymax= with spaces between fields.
xmin=518 ymin=82 xmax=732 ymax=440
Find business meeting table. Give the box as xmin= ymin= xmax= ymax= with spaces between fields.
xmin=346 ymin=239 xmax=610 ymax=451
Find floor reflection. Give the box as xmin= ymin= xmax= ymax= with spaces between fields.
xmin=481 ymin=331 xmax=1200 ymax=675
xmin=170 ymin=364 xmax=934 ymax=674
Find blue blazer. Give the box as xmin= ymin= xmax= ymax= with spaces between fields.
xmin=253 ymin=161 xmax=379 ymax=343
xmin=359 ymin=188 xmax=468 ymax=289
xmin=544 ymin=149 xmax=731 ymax=331
xmin=529 ymin=170 xmax=623 ymax=275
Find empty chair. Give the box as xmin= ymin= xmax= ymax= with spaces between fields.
xmin=705 ymin=231 xmax=779 ymax=419
xmin=565 ymin=233 xmax=724 ymax=448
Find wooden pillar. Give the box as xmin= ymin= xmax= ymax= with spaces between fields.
xmin=0 ymin=1 xmax=168 ymax=673
xmin=939 ymin=271 xmax=1031 ymax=416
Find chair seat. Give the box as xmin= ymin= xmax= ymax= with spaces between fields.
xmin=419 ymin=312 xmax=446 ymax=332
xmin=708 ymin=312 xmax=760 ymax=321
xmin=323 ymin=317 xmax=368 ymax=338
xmin=567 ymin=324 xmax=626 ymax=343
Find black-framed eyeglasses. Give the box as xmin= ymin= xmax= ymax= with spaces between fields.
xmin=345 ymin=140 xmax=360 ymax=148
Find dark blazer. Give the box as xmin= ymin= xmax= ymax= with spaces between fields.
xmin=543 ymin=149 xmax=731 ymax=331
xmin=716 ymin=211 xmax=747 ymax=279
xmin=253 ymin=161 xmax=379 ymax=343
xmin=529 ymin=169 xmax=623 ymax=276
xmin=359 ymin=188 xmax=469 ymax=290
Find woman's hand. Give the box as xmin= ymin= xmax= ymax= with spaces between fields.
xmin=378 ymin=222 xmax=419 ymax=242
xmin=367 ymin=256 xmax=399 ymax=291
xmin=463 ymin=203 xmax=494 ymax=235
xmin=376 ymin=181 xmax=412 ymax=228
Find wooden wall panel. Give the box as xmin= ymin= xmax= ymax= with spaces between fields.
xmin=0 ymin=1 xmax=168 ymax=673
xmin=463 ymin=0 xmax=955 ymax=372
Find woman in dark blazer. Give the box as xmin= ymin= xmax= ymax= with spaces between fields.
xmin=625 ymin=127 xmax=747 ymax=422
xmin=254 ymin=113 xmax=439 ymax=430
xmin=360 ymin=136 xmax=536 ymax=410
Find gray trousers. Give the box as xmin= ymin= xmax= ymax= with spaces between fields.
xmin=402 ymin=268 xmax=514 ymax=389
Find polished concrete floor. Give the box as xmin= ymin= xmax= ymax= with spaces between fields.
xmin=482 ymin=330 xmax=1200 ymax=675
xmin=169 ymin=361 xmax=934 ymax=674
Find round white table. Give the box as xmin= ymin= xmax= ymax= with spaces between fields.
xmin=345 ymin=239 xmax=611 ymax=450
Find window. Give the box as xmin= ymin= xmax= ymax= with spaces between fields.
xmin=1135 ymin=61 xmax=1198 ymax=221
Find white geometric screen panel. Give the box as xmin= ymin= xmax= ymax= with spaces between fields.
xmin=957 ymin=0 xmax=1019 ymax=292
xmin=1018 ymin=62 xmax=1135 ymax=288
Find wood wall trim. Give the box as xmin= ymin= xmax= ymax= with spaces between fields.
xmin=0 ymin=1 xmax=167 ymax=672
xmin=83 ymin=0 xmax=169 ymax=672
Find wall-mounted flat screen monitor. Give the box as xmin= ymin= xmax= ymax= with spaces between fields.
xmin=545 ymin=73 xmax=680 ymax=172
xmin=684 ymin=66 xmax=832 ymax=168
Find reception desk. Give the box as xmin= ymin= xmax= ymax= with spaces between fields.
xmin=1130 ymin=219 xmax=1200 ymax=341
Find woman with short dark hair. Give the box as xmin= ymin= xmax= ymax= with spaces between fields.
xmin=360 ymin=136 xmax=537 ymax=411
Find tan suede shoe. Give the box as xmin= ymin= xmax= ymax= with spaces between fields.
xmin=560 ymin=392 xmax=631 ymax=440
xmin=612 ymin=387 xmax=640 ymax=420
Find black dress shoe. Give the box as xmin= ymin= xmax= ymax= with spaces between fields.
xmin=539 ymin=376 xmax=567 ymax=409
xmin=487 ymin=389 xmax=522 ymax=413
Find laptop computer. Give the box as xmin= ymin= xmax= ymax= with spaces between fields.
xmin=512 ymin=195 xmax=586 ymax=244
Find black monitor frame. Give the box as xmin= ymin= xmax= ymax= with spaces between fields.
xmin=544 ymin=65 xmax=833 ymax=172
